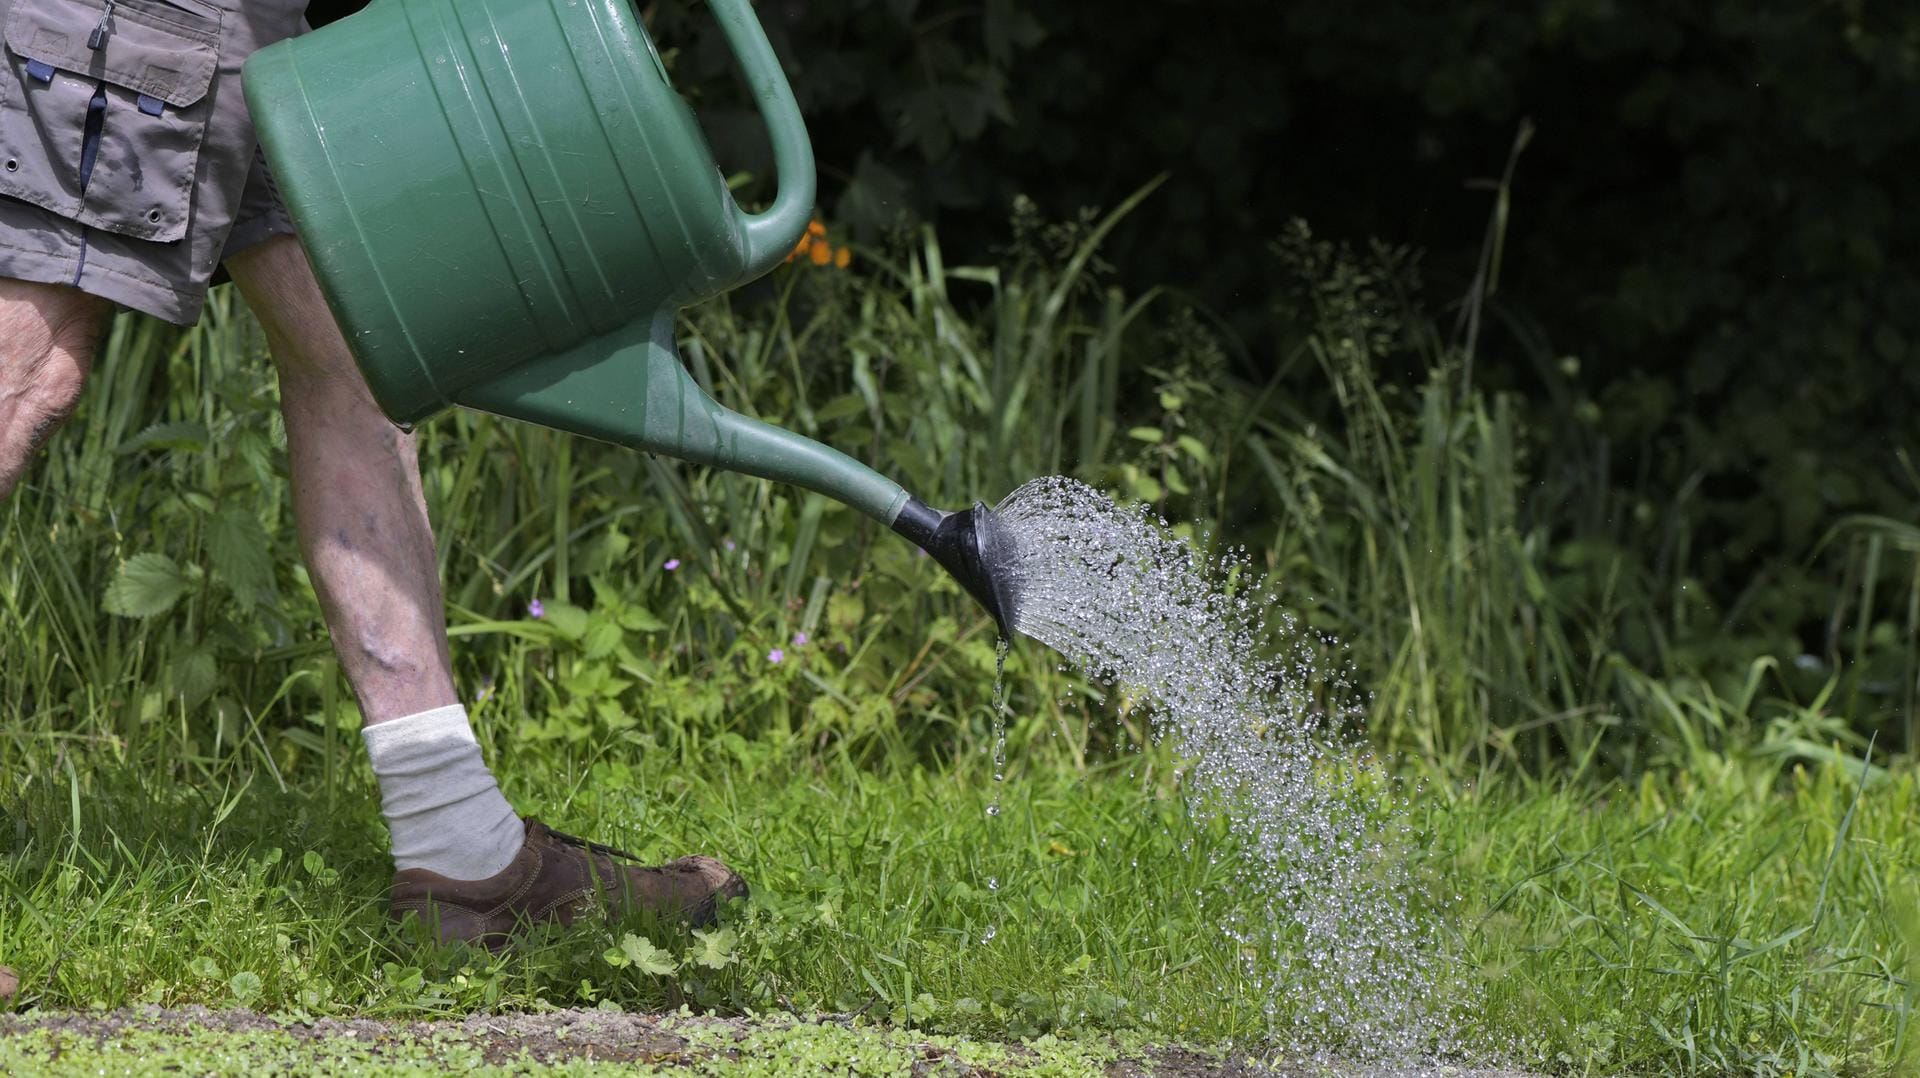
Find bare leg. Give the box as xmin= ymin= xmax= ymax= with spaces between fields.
xmin=0 ymin=279 xmax=110 ymax=498
xmin=0 ymin=282 xmax=113 ymax=999
xmin=225 ymin=236 xmax=457 ymax=724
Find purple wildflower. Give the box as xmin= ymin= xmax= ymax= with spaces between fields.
xmin=663 ymin=558 xmax=681 ymax=571
xmin=528 ymin=598 xmax=545 ymax=619
xmin=791 ymin=631 xmax=808 ymax=647
xmin=767 ymin=648 xmax=785 ymax=664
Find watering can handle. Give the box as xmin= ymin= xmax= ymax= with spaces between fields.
xmin=706 ymin=0 xmax=817 ymax=283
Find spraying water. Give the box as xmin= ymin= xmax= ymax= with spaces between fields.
xmin=980 ymin=639 xmax=1012 ymax=944
xmin=989 ymin=476 xmax=1458 ymax=1064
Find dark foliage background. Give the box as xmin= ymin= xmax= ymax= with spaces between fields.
xmin=293 ymin=0 xmax=1920 ymax=744
xmin=644 ymin=0 xmax=1920 ymax=675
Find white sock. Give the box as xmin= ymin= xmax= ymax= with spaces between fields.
xmin=362 ymin=704 xmax=525 ymax=880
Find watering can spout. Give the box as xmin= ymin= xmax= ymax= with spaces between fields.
xmin=450 ymin=310 xmax=1018 ymax=636
xmin=890 ymin=500 xmax=1017 ymax=638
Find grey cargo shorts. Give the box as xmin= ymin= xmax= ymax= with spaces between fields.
xmin=0 ymin=0 xmax=307 ymax=325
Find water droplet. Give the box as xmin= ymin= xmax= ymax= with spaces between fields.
xmin=987 ymin=476 xmax=1452 ymax=1062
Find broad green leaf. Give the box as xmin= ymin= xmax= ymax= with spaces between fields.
xmin=542 ymin=601 xmax=590 ymax=641
xmin=1127 ymin=426 xmax=1164 ymax=443
xmin=171 ymin=648 xmax=218 ymax=708
xmin=228 ymin=971 xmax=263 ymax=1004
xmin=690 ymin=927 xmax=738 ymax=970
xmin=103 ymin=553 xmax=192 ymax=619
xmin=1175 ymin=434 xmax=1212 ymax=466
xmin=617 ymin=606 xmax=667 ymax=633
xmin=582 ymin=620 xmax=623 ymax=661
xmin=206 ymin=506 xmax=275 ymax=612
xmin=619 ymin=933 xmax=677 ymax=976
xmin=826 ymin=592 xmax=865 ymax=632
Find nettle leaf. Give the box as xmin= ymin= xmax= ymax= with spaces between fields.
xmin=103 ymin=553 xmax=193 ymax=619
xmin=206 ymin=506 xmax=275 ymax=612
xmin=542 ymin=601 xmax=590 ymax=641
xmin=582 ymin=619 xmax=623 ymax=661
xmin=171 ymin=647 xmax=218 ymax=708
xmin=617 ymin=606 xmax=667 ymax=633
xmin=619 ymin=933 xmax=677 ymax=977
xmin=690 ymin=927 xmax=738 ymax=970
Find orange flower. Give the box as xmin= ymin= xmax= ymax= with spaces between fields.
xmin=834 ymin=246 xmax=851 ymax=269
xmin=786 ymin=219 xmax=830 ymax=263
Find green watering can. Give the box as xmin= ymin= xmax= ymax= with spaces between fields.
xmin=241 ymin=0 xmax=1013 ymax=631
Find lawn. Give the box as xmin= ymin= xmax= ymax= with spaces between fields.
xmin=0 ymin=715 xmax=1910 ymax=1073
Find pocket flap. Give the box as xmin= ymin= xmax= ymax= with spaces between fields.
xmin=5 ymin=0 xmax=218 ymax=108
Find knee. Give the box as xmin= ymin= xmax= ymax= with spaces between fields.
xmin=0 ymin=284 xmax=108 ymax=422
xmin=24 ymin=361 xmax=87 ymax=429
xmin=46 ymin=295 xmax=108 ymax=360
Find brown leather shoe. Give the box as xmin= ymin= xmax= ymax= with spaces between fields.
xmin=389 ymin=819 xmax=747 ymax=948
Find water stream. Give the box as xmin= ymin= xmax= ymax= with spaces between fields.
xmin=988 ymin=476 xmax=1458 ymax=1063
xmin=981 ymin=639 xmax=1011 ymax=944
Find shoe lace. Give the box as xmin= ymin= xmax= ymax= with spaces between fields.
xmin=539 ymin=823 xmax=640 ymax=863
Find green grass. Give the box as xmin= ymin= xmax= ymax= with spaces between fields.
xmin=0 ymin=727 xmax=1912 ymax=1073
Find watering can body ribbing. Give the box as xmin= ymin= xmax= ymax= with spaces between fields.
xmin=242 ymin=0 xmax=1015 ymax=632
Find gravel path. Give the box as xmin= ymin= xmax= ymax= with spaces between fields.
xmin=0 ymin=1006 xmax=1543 ymax=1076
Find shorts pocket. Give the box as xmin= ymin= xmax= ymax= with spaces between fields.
xmin=0 ymin=0 xmax=219 ymax=243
